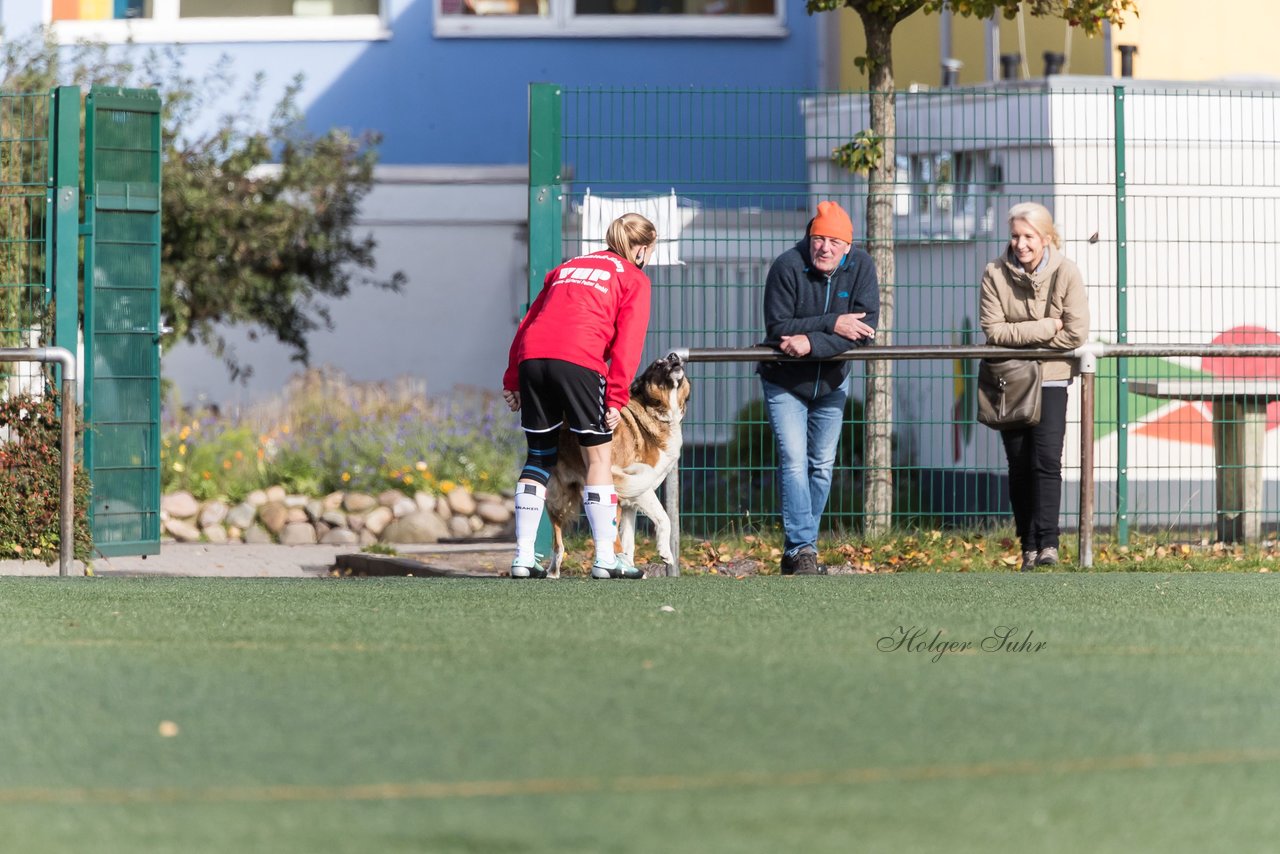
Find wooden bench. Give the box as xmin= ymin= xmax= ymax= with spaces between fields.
xmin=1131 ymin=379 xmax=1280 ymax=543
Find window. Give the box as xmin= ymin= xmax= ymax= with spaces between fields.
xmin=435 ymin=0 xmax=785 ymax=38
xmin=899 ymin=151 xmax=1001 ymax=239
xmin=49 ymin=0 xmax=390 ymax=43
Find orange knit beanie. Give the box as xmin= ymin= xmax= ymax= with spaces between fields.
xmin=811 ymin=200 xmax=853 ymax=243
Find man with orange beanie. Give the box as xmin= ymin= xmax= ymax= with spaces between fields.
xmin=758 ymin=200 xmax=880 ymax=574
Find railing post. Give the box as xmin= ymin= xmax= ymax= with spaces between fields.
xmin=50 ymin=87 xmax=81 ymax=372
xmin=664 ymin=467 xmax=680 ymax=577
xmin=1113 ymin=84 xmax=1131 ymax=545
xmin=1075 ymin=343 xmax=1101 ymax=568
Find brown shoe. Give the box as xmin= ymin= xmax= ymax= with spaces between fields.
xmin=1037 ymin=546 xmax=1059 ymax=567
xmin=793 ymin=549 xmax=826 ymax=575
xmin=1020 ymin=550 xmax=1038 ymax=572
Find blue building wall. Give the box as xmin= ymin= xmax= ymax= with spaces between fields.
xmin=10 ymin=0 xmax=824 ymax=166
xmin=5 ymin=0 xmax=827 ymax=403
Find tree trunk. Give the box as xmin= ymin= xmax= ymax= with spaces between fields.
xmin=860 ymin=12 xmax=896 ymax=538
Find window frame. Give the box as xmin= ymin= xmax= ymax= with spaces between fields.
xmin=433 ymin=0 xmax=787 ymax=39
xmin=45 ymin=0 xmax=392 ymax=44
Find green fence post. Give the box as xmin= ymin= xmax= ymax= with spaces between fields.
xmin=1113 ymin=84 xmax=1130 ymax=545
xmin=50 ymin=87 xmax=81 ymax=372
xmin=528 ymin=83 xmax=563 ymax=302
xmin=527 ymin=83 xmax=563 ymax=565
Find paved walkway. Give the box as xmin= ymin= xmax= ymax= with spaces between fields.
xmin=0 ymin=541 xmax=514 ymax=578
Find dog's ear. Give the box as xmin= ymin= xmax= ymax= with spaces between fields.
xmin=629 ymin=357 xmax=662 ymax=399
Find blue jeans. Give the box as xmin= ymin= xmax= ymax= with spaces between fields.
xmin=762 ymin=376 xmax=851 ymax=555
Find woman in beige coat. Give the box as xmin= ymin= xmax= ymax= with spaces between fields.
xmin=979 ymin=202 xmax=1089 ymax=571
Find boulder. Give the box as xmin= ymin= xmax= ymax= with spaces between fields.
xmin=392 ymin=496 xmax=418 ymax=518
xmin=202 ymin=524 xmax=228 ymax=544
xmin=476 ymin=500 xmax=511 ymax=524
xmin=343 ymin=492 xmax=378 ymax=513
xmin=320 ymin=527 xmax=359 ymax=545
xmin=446 ymin=487 xmax=477 ymax=517
xmin=448 ymin=516 xmax=472 ymax=539
xmin=164 ymin=517 xmax=201 ymax=542
xmin=246 ymin=489 xmax=268 ymax=507
xmin=285 ymin=507 xmax=309 ymax=524
xmin=265 ymin=485 xmax=287 ymax=503
xmin=161 ymin=491 xmax=200 ymax=519
xmin=279 ymin=522 xmax=318 ymax=545
xmin=321 ymin=510 xmax=347 ymax=529
xmin=322 ymin=491 xmax=346 ymax=511
xmin=414 ymin=491 xmax=437 ymax=513
xmin=380 ymin=511 xmax=449 ymax=544
xmin=198 ymin=500 xmax=229 ymax=527
xmin=258 ymin=501 xmax=289 ymax=535
xmin=363 ymin=506 xmax=394 ymax=537
xmin=378 ymin=489 xmax=410 ymax=508
xmin=243 ymin=524 xmax=274 ymax=544
xmin=225 ymin=502 xmax=257 ymax=530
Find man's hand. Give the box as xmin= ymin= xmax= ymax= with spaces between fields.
xmin=779 ymin=334 xmax=812 ymax=357
xmin=834 ymin=312 xmax=874 ymax=341
xmin=503 ymin=389 xmax=520 ymax=411
xmin=605 ymin=407 xmax=621 ymax=430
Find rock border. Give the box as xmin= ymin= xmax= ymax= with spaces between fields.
xmin=160 ymin=486 xmax=514 ymax=547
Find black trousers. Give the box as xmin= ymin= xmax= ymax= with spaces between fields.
xmin=1000 ymin=385 xmax=1068 ymax=552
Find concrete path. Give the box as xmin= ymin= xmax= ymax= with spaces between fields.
xmin=0 ymin=541 xmax=514 ymax=578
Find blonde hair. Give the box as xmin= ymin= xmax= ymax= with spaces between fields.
xmin=605 ymin=213 xmax=658 ymax=261
xmin=1008 ymin=202 xmax=1062 ymax=250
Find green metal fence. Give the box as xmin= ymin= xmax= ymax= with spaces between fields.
xmin=0 ymin=92 xmax=52 ymax=369
xmin=0 ymin=85 xmax=161 ymax=558
xmin=529 ymin=80 xmax=1280 ymax=544
xmin=83 ymin=87 xmax=163 ymax=556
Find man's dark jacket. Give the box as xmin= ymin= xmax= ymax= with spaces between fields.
xmin=757 ymin=239 xmax=880 ymax=400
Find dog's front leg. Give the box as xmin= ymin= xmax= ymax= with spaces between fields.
xmin=617 ymin=503 xmax=638 ymax=565
xmin=548 ymin=519 xmax=565 ymax=579
xmin=630 ymin=489 xmax=673 ymax=573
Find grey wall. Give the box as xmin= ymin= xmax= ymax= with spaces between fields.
xmin=161 ymin=165 xmax=528 ymax=410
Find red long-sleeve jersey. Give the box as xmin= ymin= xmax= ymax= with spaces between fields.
xmin=503 ymin=250 xmax=652 ymax=410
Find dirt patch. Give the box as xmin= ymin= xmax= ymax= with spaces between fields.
xmin=334 ymin=547 xmax=869 ymax=579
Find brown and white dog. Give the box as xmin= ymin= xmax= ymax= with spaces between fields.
xmin=545 ymin=352 xmax=691 ymax=578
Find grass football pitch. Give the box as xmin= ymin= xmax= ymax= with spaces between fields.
xmin=2 ymin=573 xmax=1280 ymax=852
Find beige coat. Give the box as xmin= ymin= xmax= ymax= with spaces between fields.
xmin=979 ymin=247 xmax=1090 ymax=382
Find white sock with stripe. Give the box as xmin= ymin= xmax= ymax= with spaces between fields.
xmin=513 ymin=481 xmax=547 ymax=565
xmin=582 ymin=484 xmax=618 ymax=567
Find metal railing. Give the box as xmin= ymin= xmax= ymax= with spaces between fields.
xmin=659 ymin=342 xmax=1280 ymax=575
xmin=0 ymin=348 xmax=78 ymax=576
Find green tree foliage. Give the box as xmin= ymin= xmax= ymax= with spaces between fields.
xmin=1 ymin=29 xmax=405 ymax=381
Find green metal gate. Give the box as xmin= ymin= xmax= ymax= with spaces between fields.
xmin=82 ymin=87 xmax=163 ymax=556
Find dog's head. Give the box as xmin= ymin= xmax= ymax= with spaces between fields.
xmin=629 ymin=352 xmax=691 ymax=417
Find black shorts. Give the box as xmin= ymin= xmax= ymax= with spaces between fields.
xmin=518 ymin=358 xmax=611 ymax=442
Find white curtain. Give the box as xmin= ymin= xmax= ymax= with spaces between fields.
xmin=579 ymin=190 xmax=696 ymax=266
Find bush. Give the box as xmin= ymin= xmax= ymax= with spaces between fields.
xmin=161 ymin=368 xmax=523 ymax=501
xmin=0 ymin=389 xmax=92 ymax=562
